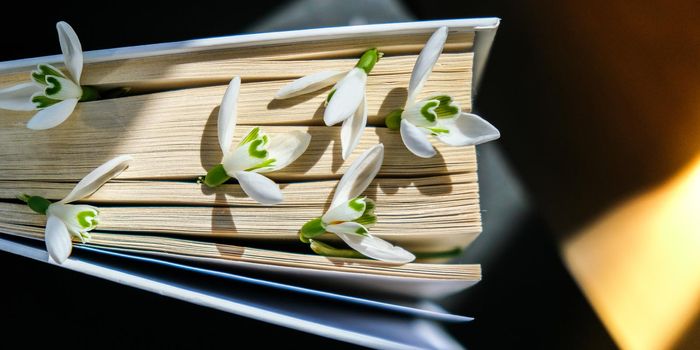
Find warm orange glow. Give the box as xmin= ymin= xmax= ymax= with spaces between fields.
xmin=564 ymin=155 xmax=700 ymax=350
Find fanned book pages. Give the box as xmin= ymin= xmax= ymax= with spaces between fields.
xmin=0 ymin=22 xmax=492 ymax=297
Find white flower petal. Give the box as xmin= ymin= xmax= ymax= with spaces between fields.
xmin=329 ymin=229 xmax=416 ymax=264
xmin=26 ymin=98 xmax=78 ymax=130
xmin=234 ymin=171 xmax=283 ymax=205
xmin=400 ymin=119 xmax=436 ymax=158
xmin=218 ymin=76 xmax=240 ymax=154
xmin=44 ymin=75 xmax=82 ymax=100
xmin=265 ymin=130 xmax=311 ymax=172
xmin=436 ymin=112 xmax=500 ymax=146
xmin=324 ymin=67 xmax=366 ymax=126
xmin=340 ymin=94 xmax=367 ymax=160
xmin=223 ymin=127 xmax=268 ymax=173
xmin=275 ymin=70 xmax=346 ymax=99
xmin=325 ymin=221 xmax=369 ymax=236
xmin=407 ymin=26 xmax=448 ymax=105
xmin=45 ymin=215 xmax=72 ymax=264
xmin=46 ymin=203 xmax=99 ymax=240
xmin=322 ymin=197 xmax=366 ymax=224
xmin=330 ymin=143 xmax=383 ymax=209
xmin=401 ymin=98 xmax=439 ymax=128
xmin=0 ymin=83 xmax=41 ymax=111
xmin=59 ymin=154 xmax=132 ymax=204
xmin=56 ymin=21 xmax=83 ymax=83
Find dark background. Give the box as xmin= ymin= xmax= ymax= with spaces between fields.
xmin=8 ymin=0 xmax=692 ymax=348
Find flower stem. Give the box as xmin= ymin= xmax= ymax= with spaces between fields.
xmin=384 ymin=109 xmax=403 ymax=130
xmin=79 ymin=85 xmax=101 ymax=102
xmin=309 ymin=240 xmax=366 ymax=259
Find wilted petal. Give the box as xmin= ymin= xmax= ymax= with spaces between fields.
xmin=218 ymin=76 xmax=240 ymax=154
xmin=331 ymin=230 xmax=416 ymax=264
xmin=56 ymin=21 xmax=83 ymax=83
xmin=275 ymin=70 xmax=346 ymax=99
xmin=322 ymin=197 xmax=367 ymax=224
xmin=340 ymin=94 xmax=367 ymax=160
xmin=59 ymin=154 xmax=132 ymax=204
xmin=400 ymin=119 xmax=436 ymax=158
xmin=265 ymin=130 xmax=311 ymax=171
xmin=324 ymin=67 xmax=366 ymax=126
xmin=26 ymin=98 xmax=78 ymax=130
xmin=0 ymin=83 xmax=41 ymax=111
xmin=45 ymin=215 xmax=72 ymax=264
xmin=234 ymin=171 xmax=283 ymax=205
xmin=407 ymin=26 xmax=447 ymax=105
xmin=330 ymin=143 xmax=383 ymax=209
xmin=436 ymin=112 xmax=501 ymax=146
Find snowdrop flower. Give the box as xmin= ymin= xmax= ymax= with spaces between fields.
xmin=275 ymin=48 xmax=381 ymax=160
xmin=201 ymin=76 xmax=311 ymax=205
xmin=299 ymin=144 xmax=415 ymax=263
xmin=384 ymin=27 xmax=500 ymax=158
xmin=0 ymin=21 xmax=99 ymax=130
xmin=18 ymin=155 xmax=132 ymax=264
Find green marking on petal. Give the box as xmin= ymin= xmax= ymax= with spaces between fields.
xmin=325 ymin=88 xmax=336 ymax=106
xmin=430 ymin=95 xmax=461 ymax=119
xmin=79 ymin=231 xmax=92 ymax=243
xmin=431 ymin=95 xmax=452 ymax=104
xmin=363 ymin=198 xmax=375 ymax=213
xmin=203 ymin=163 xmax=231 ymax=187
xmin=384 ymin=109 xmax=403 ymax=130
xmin=348 ymin=197 xmax=366 ymax=212
xmin=31 ymin=64 xmax=65 ymax=85
xmin=300 ymin=217 xmax=327 ymax=242
xmin=239 ymin=127 xmax=261 ymax=146
xmin=44 ymin=76 xmax=62 ymax=96
xmin=248 ymin=139 xmax=268 ymax=158
xmin=31 ymin=72 xmax=45 ymax=85
xmin=353 ymin=198 xmax=377 ymax=227
xmin=420 ymin=100 xmax=439 ymax=123
xmin=354 ymin=212 xmax=377 ymax=227
xmin=309 ymin=239 xmax=366 ymax=259
xmin=31 ymin=95 xmax=61 ymax=109
xmin=245 ymin=158 xmax=276 ymax=172
xmin=354 ymin=226 xmax=369 ymax=235
xmin=239 ymin=127 xmax=269 ymax=159
xmin=428 ymin=127 xmax=450 ymax=134
xmin=77 ymin=210 xmax=97 ymax=229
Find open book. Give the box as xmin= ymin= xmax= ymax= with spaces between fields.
xmin=0 ymin=19 xmax=498 ymax=311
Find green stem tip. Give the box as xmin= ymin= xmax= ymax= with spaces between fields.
xmin=18 ymin=194 xmax=51 ymax=215
xmin=384 ymin=109 xmax=403 ymax=130
xmin=356 ymin=48 xmax=381 ymax=74
xmin=299 ymin=217 xmax=326 ymax=243
xmin=202 ymin=164 xmax=231 ymax=188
